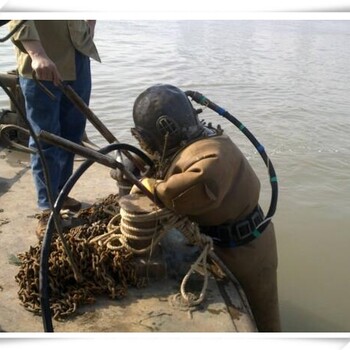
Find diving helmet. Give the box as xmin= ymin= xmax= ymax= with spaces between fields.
xmin=131 ymin=84 xmax=204 ymax=156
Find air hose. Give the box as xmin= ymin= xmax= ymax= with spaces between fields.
xmin=40 ymin=142 xmax=153 ymax=332
xmin=185 ymin=90 xmax=278 ymax=233
xmin=1 ymin=78 xmax=153 ymax=332
xmin=0 ymin=80 xmax=65 ymax=237
xmin=0 ymin=20 xmax=27 ymax=42
xmin=0 ymin=20 xmax=79 ymax=333
xmin=0 ymin=22 xmax=156 ymax=331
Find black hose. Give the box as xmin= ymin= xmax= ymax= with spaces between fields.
xmin=0 ymin=80 xmax=63 ymax=226
xmin=0 ymin=79 xmax=81 ymax=334
xmin=39 ymin=142 xmax=153 ymax=332
xmin=185 ymin=90 xmax=278 ymax=232
xmin=0 ymin=20 xmax=27 ymax=42
xmin=0 ymin=80 xmax=60 ymax=211
xmin=0 ymin=68 xmax=154 ymax=332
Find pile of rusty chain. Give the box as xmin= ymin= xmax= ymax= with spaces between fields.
xmin=15 ymin=194 xmax=147 ymax=321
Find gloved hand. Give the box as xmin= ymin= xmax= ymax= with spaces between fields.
xmin=130 ymin=177 xmax=158 ymax=195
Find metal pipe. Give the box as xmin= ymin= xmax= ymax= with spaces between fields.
xmin=0 ymin=72 xmax=18 ymax=89
xmin=39 ymin=130 xmax=161 ymax=206
xmin=57 ymin=83 xmax=148 ymax=173
xmin=59 ymin=83 xmax=117 ymax=144
xmin=32 ymin=73 xmax=147 ymax=173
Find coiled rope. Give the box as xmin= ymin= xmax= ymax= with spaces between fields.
xmin=90 ymin=206 xmax=214 ymax=308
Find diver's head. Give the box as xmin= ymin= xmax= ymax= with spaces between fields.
xmin=131 ymin=84 xmax=204 ymax=157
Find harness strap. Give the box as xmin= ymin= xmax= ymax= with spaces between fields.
xmin=199 ymin=205 xmax=265 ymax=248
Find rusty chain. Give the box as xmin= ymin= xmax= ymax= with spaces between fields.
xmin=15 ymin=194 xmax=147 ymax=321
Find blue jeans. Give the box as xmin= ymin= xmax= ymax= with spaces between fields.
xmin=20 ymin=51 xmax=91 ymax=210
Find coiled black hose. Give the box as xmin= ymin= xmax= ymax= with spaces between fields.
xmin=40 ymin=142 xmax=153 ymax=332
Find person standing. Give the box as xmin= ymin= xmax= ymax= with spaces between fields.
xmin=9 ymin=20 xmax=101 ymax=238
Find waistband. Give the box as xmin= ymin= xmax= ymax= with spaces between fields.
xmin=199 ymin=205 xmax=265 ymax=248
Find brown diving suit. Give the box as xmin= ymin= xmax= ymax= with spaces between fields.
xmin=153 ymin=133 xmax=281 ymax=332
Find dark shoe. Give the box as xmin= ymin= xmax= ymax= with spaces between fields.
xmin=62 ymin=196 xmax=81 ymax=212
xmin=35 ymin=209 xmax=51 ymax=240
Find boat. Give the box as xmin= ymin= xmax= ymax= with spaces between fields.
xmin=0 ymin=71 xmax=257 ymax=332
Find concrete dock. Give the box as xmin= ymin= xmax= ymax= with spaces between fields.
xmin=0 ymin=147 xmax=256 ymax=333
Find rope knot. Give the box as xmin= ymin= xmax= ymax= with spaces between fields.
xmin=93 ymin=204 xmax=214 ymax=311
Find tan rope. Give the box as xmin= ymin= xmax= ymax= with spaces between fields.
xmin=91 ymin=205 xmax=214 ymax=309
xmin=170 ymin=217 xmax=213 ymax=307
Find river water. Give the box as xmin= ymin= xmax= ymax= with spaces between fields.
xmin=1 ymin=20 xmax=349 ymax=332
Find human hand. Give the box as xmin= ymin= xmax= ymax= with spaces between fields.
xmin=31 ymin=55 xmax=62 ymax=86
xmin=22 ymin=39 xmax=62 ymax=85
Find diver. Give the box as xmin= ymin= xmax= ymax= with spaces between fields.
xmin=129 ymin=84 xmax=281 ymax=332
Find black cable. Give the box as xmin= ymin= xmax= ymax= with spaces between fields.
xmin=0 ymin=79 xmax=73 ymax=334
xmin=1 ymin=25 xmax=155 ymax=331
xmin=0 ymin=65 xmax=154 ymax=332
xmin=40 ymin=142 xmax=153 ymax=332
xmin=0 ymin=80 xmax=62 ymax=220
xmin=186 ymin=90 xmax=278 ymax=232
xmin=0 ymin=20 xmax=27 ymax=42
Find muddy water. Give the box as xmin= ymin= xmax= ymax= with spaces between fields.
xmin=1 ymin=20 xmax=350 ymax=332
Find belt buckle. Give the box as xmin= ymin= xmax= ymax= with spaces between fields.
xmin=235 ymin=220 xmax=252 ymax=240
xmin=216 ymin=224 xmax=232 ymax=241
xmin=251 ymin=210 xmax=263 ymax=228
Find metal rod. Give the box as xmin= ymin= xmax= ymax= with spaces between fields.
xmin=39 ymin=130 xmax=161 ymax=206
xmin=31 ymin=73 xmax=147 ymax=173
xmin=59 ymin=83 xmax=117 ymax=144
xmin=0 ymin=72 xmax=18 ymax=89
xmin=57 ymin=83 xmax=147 ymax=173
